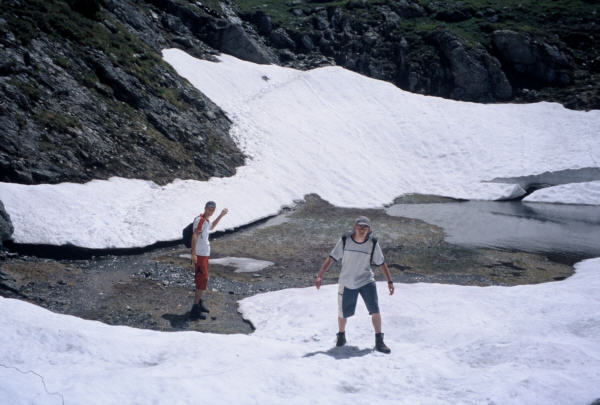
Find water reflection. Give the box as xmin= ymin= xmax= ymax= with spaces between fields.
xmin=386 ymin=201 xmax=600 ymax=260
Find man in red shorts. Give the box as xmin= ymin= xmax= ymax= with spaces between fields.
xmin=190 ymin=201 xmax=228 ymax=320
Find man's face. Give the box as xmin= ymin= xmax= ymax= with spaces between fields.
xmin=204 ymin=206 xmax=216 ymax=217
xmin=353 ymin=224 xmax=370 ymax=237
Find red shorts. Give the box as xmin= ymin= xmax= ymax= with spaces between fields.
xmin=194 ymin=256 xmax=209 ymax=290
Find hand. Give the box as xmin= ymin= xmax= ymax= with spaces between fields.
xmin=388 ymin=282 xmax=395 ymax=295
xmin=220 ymin=208 xmax=229 ymax=217
xmin=315 ymin=276 xmax=322 ymax=290
xmin=191 ymin=254 xmax=197 ymax=265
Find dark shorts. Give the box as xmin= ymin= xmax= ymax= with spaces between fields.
xmin=194 ymin=256 xmax=209 ymax=290
xmin=338 ymin=282 xmax=380 ymax=318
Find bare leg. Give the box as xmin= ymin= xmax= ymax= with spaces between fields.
xmin=338 ymin=316 xmax=347 ymax=333
xmin=371 ymin=312 xmax=382 ymax=334
xmin=194 ymin=289 xmax=204 ymax=304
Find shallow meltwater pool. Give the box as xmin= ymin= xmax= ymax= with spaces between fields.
xmin=386 ymin=200 xmax=600 ymax=262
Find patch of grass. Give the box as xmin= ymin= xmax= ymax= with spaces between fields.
xmin=35 ymin=110 xmax=82 ymax=132
xmin=160 ymin=87 xmax=188 ymax=110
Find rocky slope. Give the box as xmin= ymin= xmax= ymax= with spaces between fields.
xmin=236 ymin=0 xmax=599 ymax=109
xmin=0 ymin=0 xmax=246 ymax=186
xmin=1 ymin=0 xmax=598 ymax=188
xmin=0 ymin=0 xmax=598 ymax=248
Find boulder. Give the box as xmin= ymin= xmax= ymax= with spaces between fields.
xmin=0 ymin=201 xmax=13 ymax=247
xmin=299 ymin=34 xmax=315 ymax=52
xmin=346 ymin=0 xmax=367 ymax=10
xmin=270 ymin=28 xmax=296 ymax=49
xmin=492 ymin=30 xmax=573 ymax=87
xmin=208 ymin=21 xmax=274 ymax=64
xmin=254 ymin=11 xmax=272 ymax=35
xmin=393 ymin=0 xmax=425 ymax=18
xmin=435 ymin=9 xmax=471 ymax=23
xmin=430 ymin=30 xmax=512 ymax=101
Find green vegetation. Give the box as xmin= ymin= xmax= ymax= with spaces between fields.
xmin=1 ymin=0 xmax=195 ymax=110
xmin=229 ymin=0 xmax=597 ymax=47
xmin=35 ymin=110 xmax=82 ymax=132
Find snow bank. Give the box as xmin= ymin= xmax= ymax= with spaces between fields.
xmin=0 ymin=50 xmax=598 ymax=248
xmin=1 ymin=258 xmax=599 ymax=404
xmin=524 ymin=181 xmax=600 ymax=205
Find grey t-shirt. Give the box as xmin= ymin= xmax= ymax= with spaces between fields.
xmin=329 ymin=234 xmax=385 ymax=289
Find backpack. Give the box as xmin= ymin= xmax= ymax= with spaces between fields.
xmin=182 ymin=215 xmax=200 ymax=248
xmin=341 ymin=232 xmax=378 ymax=263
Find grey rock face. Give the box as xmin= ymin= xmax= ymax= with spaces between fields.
xmin=208 ymin=21 xmax=274 ymax=65
xmin=492 ymin=30 xmax=573 ymax=88
xmin=0 ymin=0 xmax=245 ymax=185
xmin=429 ymin=30 xmax=512 ymax=101
xmin=270 ymin=28 xmax=296 ymax=50
xmin=0 ymin=201 xmax=13 ymax=246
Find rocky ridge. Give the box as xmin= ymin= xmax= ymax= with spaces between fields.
xmin=236 ymin=0 xmax=599 ymax=109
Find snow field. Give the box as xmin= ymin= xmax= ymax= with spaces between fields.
xmin=1 ymin=258 xmax=599 ymax=405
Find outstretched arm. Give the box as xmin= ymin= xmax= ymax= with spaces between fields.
xmin=315 ymin=257 xmax=334 ymax=290
xmin=210 ymin=208 xmax=229 ymax=230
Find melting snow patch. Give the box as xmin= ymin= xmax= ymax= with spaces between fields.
xmin=179 ymin=255 xmax=274 ymax=272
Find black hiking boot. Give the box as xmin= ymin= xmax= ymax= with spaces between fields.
xmin=189 ymin=304 xmax=206 ymax=320
xmin=198 ymin=299 xmax=210 ymax=313
xmin=375 ymin=332 xmax=391 ymax=354
xmin=336 ymin=331 xmax=346 ymax=347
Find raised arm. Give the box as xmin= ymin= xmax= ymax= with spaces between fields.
xmin=210 ymin=208 xmax=228 ymax=230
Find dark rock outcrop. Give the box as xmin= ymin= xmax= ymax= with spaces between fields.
xmin=492 ymin=30 xmax=573 ymax=88
xmin=0 ymin=0 xmax=245 ymax=185
xmin=207 ymin=20 xmax=275 ymax=64
xmin=0 ymin=201 xmax=13 ymax=248
xmin=429 ymin=30 xmax=512 ymax=101
xmin=237 ymin=0 xmax=599 ymax=110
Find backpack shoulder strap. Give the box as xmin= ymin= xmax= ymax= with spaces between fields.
xmin=195 ymin=214 xmax=205 ymax=233
xmin=341 ymin=231 xmax=353 ymax=249
xmin=370 ymin=235 xmax=378 ymax=262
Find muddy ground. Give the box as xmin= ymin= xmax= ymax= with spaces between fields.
xmin=0 ymin=195 xmax=574 ymax=334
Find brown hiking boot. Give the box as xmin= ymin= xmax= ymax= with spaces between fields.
xmin=375 ymin=333 xmax=391 ymax=354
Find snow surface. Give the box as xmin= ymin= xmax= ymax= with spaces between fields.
xmin=179 ymin=255 xmax=274 ymax=273
xmin=0 ymin=49 xmax=598 ymax=248
xmin=524 ymin=181 xmax=600 ymax=205
xmin=1 ymin=258 xmax=599 ymax=405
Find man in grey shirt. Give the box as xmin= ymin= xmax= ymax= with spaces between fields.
xmin=315 ymin=216 xmax=395 ymax=353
